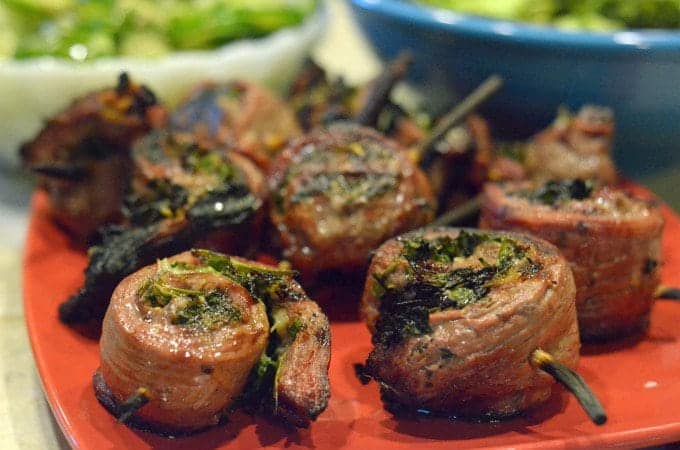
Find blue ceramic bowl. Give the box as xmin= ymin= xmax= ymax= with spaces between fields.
xmin=347 ymin=0 xmax=680 ymax=178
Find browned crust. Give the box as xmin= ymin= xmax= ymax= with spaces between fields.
xmin=274 ymin=301 xmax=331 ymax=427
xmin=173 ymin=80 xmax=301 ymax=171
xmin=362 ymin=227 xmax=579 ymax=418
xmin=480 ymin=182 xmax=664 ymax=341
xmin=99 ymin=252 xmax=269 ymax=431
xmin=21 ymin=79 xmax=164 ymax=240
xmin=268 ymin=124 xmax=436 ymax=276
xmin=225 ymin=259 xmax=332 ymax=427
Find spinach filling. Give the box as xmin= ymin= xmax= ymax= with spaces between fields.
xmin=139 ymin=274 xmax=242 ymax=331
xmin=373 ymin=231 xmax=541 ymax=347
xmin=125 ymin=132 xmax=258 ymax=227
xmin=171 ymin=249 xmax=306 ymax=410
xmin=518 ymin=179 xmax=594 ymax=207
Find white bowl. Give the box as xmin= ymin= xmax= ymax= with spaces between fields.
xmin=0 ymin=5 xmax=326 ymax=165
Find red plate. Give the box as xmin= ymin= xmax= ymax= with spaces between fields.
xmin=24 ymin=188 xmax=680 ymax=449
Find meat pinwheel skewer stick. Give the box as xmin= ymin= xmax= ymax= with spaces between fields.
xmin=59 ymin=132 xmax=266 ymax=324
xmin=480 ymin=179 xmax=664 ymax=341
xmin=655 ymin=285 xmax=680 ymax=299
xmin=354 ymin=52 xmax=413 ymax=127
xmin=360 ymin=227 xmax=606 ymax=425
xmin=429 ymin=194 xmax=483 ymax=227
xmin=529 ymin=349 xmax=606 ymax=425
xmin=95 ymin=250 xmax=330 ymax=433
xmin=416 ymin=75 xmax=503 ymax=169
xmin=20 ymin=73 xmax=165 ymax=241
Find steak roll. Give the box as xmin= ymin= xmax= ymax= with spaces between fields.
xmin=360 ymin=228 xmax=580 ymax=419
xmin=169 ymin=80 xmax=301 ymax=171
xmin=96 ymin=249 xmax=331 ymax=433
xmin=20 ymin=73 xmax=164 ymax=241
xmin=480 ymin=179 xmax=664 ymax=341
xmin=523 ymin=106 xmax=618 ymax=185
xmin=269 ymin=123 xmax=436 ymax=276
xmin=59 ymin=131 xmax=266 ymax=324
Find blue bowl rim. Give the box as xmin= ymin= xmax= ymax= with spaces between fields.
xmin=349 ymin=0 xmax=680 ymax=52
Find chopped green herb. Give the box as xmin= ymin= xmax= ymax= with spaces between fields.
xmin=399 ymin=230 xmax=490 ymax=263
xmin=522 ymin=179 xmax=594 ymax=206
xmin=287 ymin=318 xmax=305 ymax=340
xmin=138 ymin=269 xmax=242 ymax=331
xmin=289 ymin=172 xmax=398 ymax=211
xmin=373 ymin=231 xmax=542 ymax=347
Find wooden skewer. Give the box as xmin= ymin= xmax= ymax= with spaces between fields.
xmin=530 ymin=349 xmax=606 ymax=426
xmin=31 ymin=164 xmax=88 ymax=181
xmin=417 ymin=75 xmax=503 ymax=169
xmin=429 ymin=194 xmax=482 ymax=228
xmin=355 ymin=52 xmax=413 ymax=127
xmin=116 ymin=387 xmax=151 ymax=423
xmin=655 ymin=284 xmax=680 ymax=300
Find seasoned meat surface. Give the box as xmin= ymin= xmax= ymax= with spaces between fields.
xmin=361 ymin=228 xmax=579 ymax=418
xmin=480 ymin=180 xmax=664 ymax=341
xmin=269 ymin=123 xmax=436 ymax=276
xmin=97 ymin=250 xmax=331 ymax=432
xmin=20 ymin=73 xmax=164 ymax=240
xmin=170 ymin=80 xmax=301 ymax=170
xmin=59 ymin=132 xmax=265 ymax=325
xmin=524 ymin=106 xmax=618 ymax=185
xmin=100 ymin=252 xmax=269 ymax=432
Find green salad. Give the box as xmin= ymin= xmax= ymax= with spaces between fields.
xmin=0 ymin=0 xmax=316 ymax=60
xmin=416 ymin=0 xmax=680 ymax=31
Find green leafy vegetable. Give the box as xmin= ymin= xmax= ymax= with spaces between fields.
xmin=416 ymin=0 xmax=680 ymax=31
xmin=373 ymin=231 xmax=542 ymax=346
xmin=521 ymin=179 xmax=594 ymax=206
xmin=5 ymin=0 xmax=316 ymax=60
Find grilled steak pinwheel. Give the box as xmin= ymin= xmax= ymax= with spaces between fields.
xmin=288 ymin=59 xmax=355 ymax=131
xmin=20 ymin=73 xmax=164 ymax=240
xmin=169 ymin=80 xmax=301 ymax=170
xmin=524 ymin=106 xmax=618 ymax=185
xmin=480 ymin=180 xmax=664 ymax=341
xmin=95 ymin=250 xmax=330 ymax=433
xmin=485 ymin=106 xmax=618 ymax=185
xmin=59 ymin=131 xmax=265 ymax=324
xmin=269 ymin=123 xmax=436 ymax=276
xmin=360 ymin=228 xmax=580 ymax=420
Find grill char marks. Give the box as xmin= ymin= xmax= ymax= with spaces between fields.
xmin=269 ymin=123 xmax=436 ymax=276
